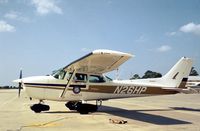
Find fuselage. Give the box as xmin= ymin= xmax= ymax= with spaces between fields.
xmin=21 ymin=72 xmax=179 ymax=102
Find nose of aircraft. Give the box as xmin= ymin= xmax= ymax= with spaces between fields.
xmin=13 ymin=76 xmax=51 ymax=97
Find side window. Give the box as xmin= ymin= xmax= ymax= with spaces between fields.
xmin=73 ymin=73 xmax=87 ymax=83
xmin=89 ymin=75 xmax=106 ymax=83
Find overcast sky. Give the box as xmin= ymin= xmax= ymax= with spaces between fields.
xmin=0 ymin=0 xmax=200 ymax=86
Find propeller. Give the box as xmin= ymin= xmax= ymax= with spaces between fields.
xmin=18 ymin=69 xmax=23 ymax=97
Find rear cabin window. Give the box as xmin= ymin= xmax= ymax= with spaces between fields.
xmin=89 ymin=75 xmax=106 ymax=83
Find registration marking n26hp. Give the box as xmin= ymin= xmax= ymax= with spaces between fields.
xmin=114 ymin=86 xmax=147 ymax=94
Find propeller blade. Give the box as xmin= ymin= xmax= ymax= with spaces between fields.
xmin=18 ymin=69 xmax=23 ymax=97
xmin=19 ymin=69 xmax=22 ymax=79
xmin=18 ymin=82 xmax=22 ymax=97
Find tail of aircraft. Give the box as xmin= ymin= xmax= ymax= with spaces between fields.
xmin=161 ymin=57 xmax=193 ymax=88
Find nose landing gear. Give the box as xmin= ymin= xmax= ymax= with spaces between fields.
xmin=30 ymin=100 xmax=50 ymax=113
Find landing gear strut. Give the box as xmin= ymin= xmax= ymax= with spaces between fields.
xmin=65 ymin=101 xmax=81 ymax=110
xmin=30 ymin=100 xmax=50 ymax=113
xmin=65 ymin=100 xmax=101 ymax=114
xmin=96 ymin=100 xmax=102 ymax=107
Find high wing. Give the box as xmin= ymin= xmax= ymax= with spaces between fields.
xmin=63 ymin=49 xmax=133 ymax=74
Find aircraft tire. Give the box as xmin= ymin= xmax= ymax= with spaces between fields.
xmin=30 ymin=104 xmax=50 ymax=113
xmin=77 ymin=104 xmax=98 ymax=114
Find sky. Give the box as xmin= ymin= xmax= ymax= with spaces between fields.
xmin=0 ymin=0 xmax=200 ymax=86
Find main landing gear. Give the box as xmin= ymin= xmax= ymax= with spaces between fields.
xmin=30 ymin=100 xmax=103 ymax=114
xmin=30 ymin=100 xmax=50 ymax=113
xmin=65 ymin=100 xmax=102 ymax=114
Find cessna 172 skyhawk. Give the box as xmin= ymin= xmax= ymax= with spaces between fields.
xmin=14 ymin=49 xmax=193 ymax=114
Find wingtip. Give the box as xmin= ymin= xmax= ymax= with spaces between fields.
xmin=92 ymin=49 xmax=134 ymax=57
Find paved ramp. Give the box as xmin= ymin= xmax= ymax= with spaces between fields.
xmin=0 ymin=90 xmax=200 ymax=131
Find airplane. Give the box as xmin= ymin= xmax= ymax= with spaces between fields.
xmin=185 ymin=76 xmax=200 ymax=93
xmin=13 ymin=49 xmax=193 ymax=114
xmin=186 ymin=76 xmax=200 ymax=88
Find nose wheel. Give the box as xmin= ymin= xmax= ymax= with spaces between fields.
xmin=30 ymin=100 xmax=50 ymax=113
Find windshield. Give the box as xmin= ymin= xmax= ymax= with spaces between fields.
xmin=52 ymin=69 xmax=66 ymax=80
xmin=105 ymin=75 xmax=113 ymax=81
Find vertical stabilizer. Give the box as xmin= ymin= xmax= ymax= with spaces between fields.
xmin=162 ymin=57 xmax=193 ymax=88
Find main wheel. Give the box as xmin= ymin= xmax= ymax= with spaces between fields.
xmin=76 ymin=104 xmax=98 ymax=114
xmin=77 ymin=104 xmax=89 ymax=114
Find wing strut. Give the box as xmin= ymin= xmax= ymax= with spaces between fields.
xmin=60 ymin=70 xmax=76 ymax=98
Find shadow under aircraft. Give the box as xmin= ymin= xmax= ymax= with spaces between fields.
xmin=98 ymin=105 xmax=192 ymax=125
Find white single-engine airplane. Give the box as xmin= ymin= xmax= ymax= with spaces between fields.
xmin=14 ymin=49 xmax=193 ymax=114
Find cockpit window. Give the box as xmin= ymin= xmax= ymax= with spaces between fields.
xmin=52 ymin=69 xmax=66 ymax=80
xmin=89 ymin=75 xmax=106 ymax=83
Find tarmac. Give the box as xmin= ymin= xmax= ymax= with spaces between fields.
xmin=0 ymin=89 xmax=200 ymax=131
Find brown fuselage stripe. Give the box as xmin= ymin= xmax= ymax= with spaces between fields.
xmin=178 ymin=81 xmax=187 ymax=89
xmin=187 ymin=80 xmax=200 ymax=82
xmin=25 ymin=84 xmax=179 ymax=95
xmin=87 ymin=85 xmax=178 ymax=94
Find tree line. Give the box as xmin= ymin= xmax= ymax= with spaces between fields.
xmin=130 ymin=67 xmax=199 ymax=80
xmin=0 ymin=86 xmax=18 ymax=89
